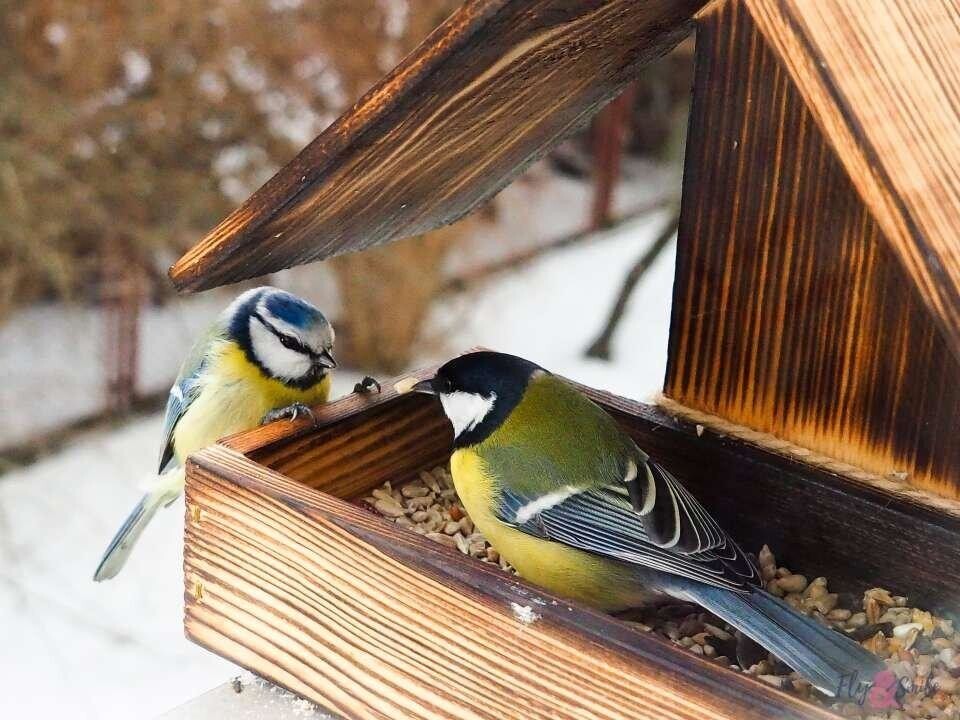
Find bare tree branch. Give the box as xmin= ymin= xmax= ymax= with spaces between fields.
xmin=585 ymin=208 xmax=680 ymax=360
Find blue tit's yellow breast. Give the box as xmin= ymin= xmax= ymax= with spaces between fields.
xmin=450 ymin=448 xmax=655 ymax=612
xmin=171 ymin=342 xmax=331 ymax=463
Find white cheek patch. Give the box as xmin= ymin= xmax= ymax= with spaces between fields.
xmin=249 ymin=318 xmax=312 ymax=380
xmin=439 ymin=391 xmax=497 ymax=439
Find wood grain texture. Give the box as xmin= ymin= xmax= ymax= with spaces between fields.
xmin=221 ymin=364 xmax=440 ymax=456
xmin=169 ymin=0 xmax=704 ymax=292
xmin=744 ymin=0 xmax=960 ymax=362
xmin=603 ymin=396 xmax=960 ymax=617
xmin=184 ymin=374 xmax=960 ymax=718
xmin=184 ymin=444 xmax=837 ymax=720
xmin=220 ymin=366 xmax=453 ymax=499
xmin=667 ymin=0 xmax=960 ymax=498
xmin=250 ymin=394 xmax=452 ymax=500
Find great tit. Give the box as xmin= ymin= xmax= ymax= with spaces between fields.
xmin=400 ymin=351 xmax=884 ymax=696
xmin=94 ymin=286 xmax=341 ymax=581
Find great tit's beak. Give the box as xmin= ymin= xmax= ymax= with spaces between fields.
xmin=393 ymin=376 xmax=436 ymax=395
xmin=317 ymin=349 xmax=338 ymax=369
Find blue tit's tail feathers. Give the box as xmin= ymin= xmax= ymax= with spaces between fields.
xmin=684 ymin=585 xmax=885 ymax=697
xmin=93 ymin=468 xmax=184 ymax=582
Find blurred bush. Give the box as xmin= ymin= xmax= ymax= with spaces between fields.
xmin=0 ymin=0 xmax=463 ymax=365
xmin=333 ymin=223 xmax=468 ymax=373
xmin=0 ymin=1 xmax=692 ymax=373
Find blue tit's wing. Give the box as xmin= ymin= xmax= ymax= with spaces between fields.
xmin=486 ymin=446 xmax=760 ymax=592
xmin=157 ymin=323 xmax=224 ymax=473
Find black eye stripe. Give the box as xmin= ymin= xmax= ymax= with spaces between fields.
xmin=278 ymin=333 xmax=313 ymax=356
xmin=253 ymin=312 xmax=316 ymax=357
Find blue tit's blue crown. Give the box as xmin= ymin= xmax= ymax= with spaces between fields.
xmin=225 ymin=287 xmax=327 ymax=339
xmin=225 ymin=287 xmax=332 ymax=389
xmin=263 ymin=290 xmax=323 ymax=330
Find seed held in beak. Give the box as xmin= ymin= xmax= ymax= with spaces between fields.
xmin=394 ymin=376 xmax=436 ymax=395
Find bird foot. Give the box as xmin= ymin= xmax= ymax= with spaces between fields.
xmin=353 ymin=376 xmax=381 ymax=394
xmin=261 ymin=402 xmax=317 ymax=425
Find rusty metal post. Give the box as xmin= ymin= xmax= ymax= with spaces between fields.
xmin=589 ymin=82 xmax=637 ymax=231
xmin=102 ymin=241 xmax=143 ymax=414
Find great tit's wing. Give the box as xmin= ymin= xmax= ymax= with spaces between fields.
xmin=157 ymin=323 xmax=224 ymax=473
xmin=486 ymin=445 xmax=759 ymax=592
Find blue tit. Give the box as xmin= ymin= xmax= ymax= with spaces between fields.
xmin=398 ymin=351 xmax=884 ymax=697
xmin=93 ymin=286 xmax=337 ymax=581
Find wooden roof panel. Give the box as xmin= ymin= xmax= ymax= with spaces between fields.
xmin=170 ymin=0 xmax=704 ymax=292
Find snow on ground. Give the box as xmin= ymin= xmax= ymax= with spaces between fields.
xmin=425 ymin=211 xmax=677 ymax=402
xmin=446 ymin=156 xmax=676 ymax=277
xmin=0 ymin=205 xmax=676 ymax=718
xmin=0 ymin=373 xmax=362 ymax=719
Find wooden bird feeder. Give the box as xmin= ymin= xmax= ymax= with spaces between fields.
xmin=175 ymin=1 xmax=960 ymax=718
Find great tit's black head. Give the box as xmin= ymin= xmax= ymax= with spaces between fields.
xmin=410 ymin=351 xmax=544 ymax=447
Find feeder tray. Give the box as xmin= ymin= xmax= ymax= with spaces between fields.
xmin=182 ymin=368 xmax=959 ymax=720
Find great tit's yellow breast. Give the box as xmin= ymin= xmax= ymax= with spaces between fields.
xmin=450 ymin=448 xmax=656 ymax=612
xmin=172 ymin=343 xmax=331 ymax=463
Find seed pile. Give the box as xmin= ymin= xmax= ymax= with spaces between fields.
xmin=363 ymin=467 xmax=960 ymax=720
xmin=362 ymin=466 xmax=511 ymax=572
xmin=629 ymin=547 xmax=960 ymax=719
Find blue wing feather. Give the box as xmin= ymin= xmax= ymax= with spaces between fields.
xmin=157 ymin=375 xmax=202 ymax=473
xmin=156 ymin=322 xmax=225 ymax=473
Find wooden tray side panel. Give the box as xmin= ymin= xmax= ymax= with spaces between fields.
xmin=169 ymin=0 xmax=705 ymax=292
xmin=220 ymin=371 xmax=454 ymax=499
xmin=667 ymin=0 xmax=960 ymax=497
xmin=183 ymin=445 xmax=835 ymax=720
xmin=223 ymin=382 xmax=960 ymax=615
xmin=249 ymin=395 xmax=452 ymax=499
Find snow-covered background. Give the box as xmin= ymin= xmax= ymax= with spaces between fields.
xmin=0 ymin=163 xmax=678 ymax=718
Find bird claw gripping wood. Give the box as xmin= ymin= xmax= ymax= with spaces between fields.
xmin=261 ymin=402 xmax=317 ymax=425
xmin=354 ymin=376 xmax=381 ymax=394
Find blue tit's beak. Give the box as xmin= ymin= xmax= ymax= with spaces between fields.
xmin=317 ymin=349 xmax=338 ymax=369
xmin=393 ymin=376 xmax=437 ymax=395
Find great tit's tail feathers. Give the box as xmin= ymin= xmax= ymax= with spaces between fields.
xmin=93 ymin=468 xmax=184 ymax=582
xmin=685 ymin=585 xmax=885 ymax=697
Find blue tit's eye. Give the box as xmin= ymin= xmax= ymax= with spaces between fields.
xmin=279 ymin=335 xmax=301 ymax=352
